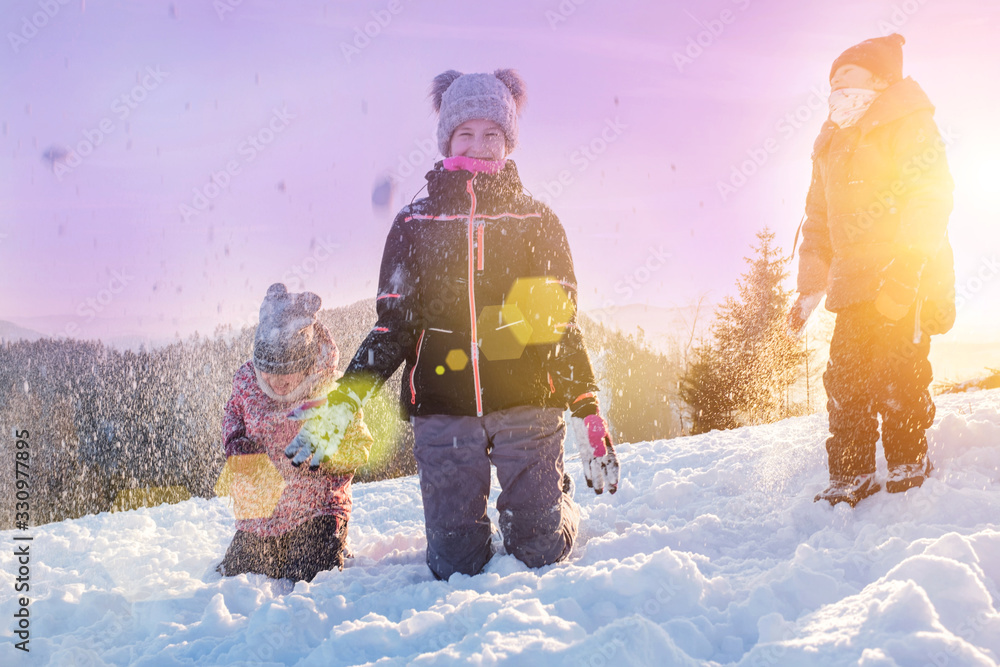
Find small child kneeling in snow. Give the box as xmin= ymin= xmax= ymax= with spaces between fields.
xmin=217 ymin=283 xmax=373 ymax=582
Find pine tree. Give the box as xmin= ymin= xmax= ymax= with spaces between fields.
xmin=680 ymin=227 xmax=806 ymax=431
xmin=679 ymin=343 xmax=738 ymax=434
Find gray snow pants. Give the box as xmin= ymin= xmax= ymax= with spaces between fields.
xmin=412 ymin=406 xmax=579 ymax=580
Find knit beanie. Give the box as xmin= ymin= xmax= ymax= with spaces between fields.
xmin=830 ymin=33 xmax=905 ymax=83
xmin=253 ymin=283 xmax=322 ymax=375
xmin=431 ymin=69 xmax=527 ymax=157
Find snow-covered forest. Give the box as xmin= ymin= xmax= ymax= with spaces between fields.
xmin=0 ymin=300 xmax=676 ymax=529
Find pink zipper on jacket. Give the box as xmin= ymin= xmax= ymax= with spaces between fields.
xmin=476 ymin=222 xmax=485 ymax=271
xmin=410 ymin=329 xmax=425 ymax=405
xmin=466 ymin=176 xmax=484 ymax=416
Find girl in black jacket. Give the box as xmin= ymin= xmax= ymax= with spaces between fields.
xmin=286 ymin=69 xmax=620 ymax=579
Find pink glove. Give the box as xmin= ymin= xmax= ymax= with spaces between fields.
xmin=571 ymin=413 xmax=620 ymax=494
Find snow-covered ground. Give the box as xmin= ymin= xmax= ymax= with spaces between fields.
xmin=2 ymin=390 xmax=999 ymax=666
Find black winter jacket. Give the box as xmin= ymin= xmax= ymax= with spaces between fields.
xmin=339 ymin=161 xmax=599 ymax=418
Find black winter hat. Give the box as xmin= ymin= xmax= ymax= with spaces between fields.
xmin=253 ymin=283 xmax=322 ymax=375
xmin=830 ymin=33 xmax=905 ymax=83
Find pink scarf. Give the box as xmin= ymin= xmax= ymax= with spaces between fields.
xmin=443 ymin=155 xmax=507 ymax=174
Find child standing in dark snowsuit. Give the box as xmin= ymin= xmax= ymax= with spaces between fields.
xmin=284 ymin=69 xmax=620 ymax=580
xmin=218 ymin=283 xmax=373 ymax=581
xmin=790 ymin=34 xmax=955 ymax=507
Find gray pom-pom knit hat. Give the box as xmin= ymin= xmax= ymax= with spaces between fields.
xmin=430 ymin=69 xmax=527 ymax=157
xmin=253 ymin=283 xmax=322 ymax=375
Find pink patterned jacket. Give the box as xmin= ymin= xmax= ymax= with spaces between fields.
xmin=222 ymin=324 xmax=364 ymax=537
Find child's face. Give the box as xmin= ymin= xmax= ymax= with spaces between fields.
xmin=260 ymin=370 xmax=307 ymax=396
xmin=830 ymin=64 xmax=889 ymax=92
xmin=449 ymin=119 xmax=507 ymax=160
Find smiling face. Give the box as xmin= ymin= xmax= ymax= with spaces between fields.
xmin=448 ymin=119 xmax=507 ymax=160
xmin=259 ymin=369 xmax=307 ymax=396
xmin=830 ymin=64 xmax=890 ymax=92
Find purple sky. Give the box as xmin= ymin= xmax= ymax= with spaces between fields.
xmin=2 ymin=0 xmax=998 ymax=344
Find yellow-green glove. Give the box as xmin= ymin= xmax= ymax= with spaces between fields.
xmin=285 ymin=390 xmax=367 ymax=470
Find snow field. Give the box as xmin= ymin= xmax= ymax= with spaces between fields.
xmin=1 ymin=389 xmax=998 ymax=665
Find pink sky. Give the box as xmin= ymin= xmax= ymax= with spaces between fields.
xmin=2 ymin=0 xmax=998 ymax=345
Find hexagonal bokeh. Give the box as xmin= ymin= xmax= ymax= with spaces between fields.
xmin=111 ymin=486 xmax=191 ymax=512
xmin=505 ymin=277 xmax=575 ymax=345
xmin=214 ymin=453 xmax=286 ymax=520
xmin=478 ymin=304 xmax=532 ymax=362
xmin=445 ymin=348 xmax=469 ymax=371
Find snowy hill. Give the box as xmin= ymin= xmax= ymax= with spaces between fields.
xmin=2 ymin=391 xmax=998 ymax=666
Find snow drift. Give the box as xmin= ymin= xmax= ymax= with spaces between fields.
xmin=1 ymin=390 xmax=998 ymax=666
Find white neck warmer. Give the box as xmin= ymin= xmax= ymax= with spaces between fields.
xmin=828 ymin=88 xmax=880 ymax=128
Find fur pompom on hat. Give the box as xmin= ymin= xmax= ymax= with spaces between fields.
xmin=830 ymin=33 xmax=905 ymax=83
xmin=431 ymin=69 xmax=527 ymax=157
xmin=253 ymin=283 xmax=322 ymax=375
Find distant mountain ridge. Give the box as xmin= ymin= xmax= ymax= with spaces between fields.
xmin=0 ymin=319 xmax=44 ymax=343
xmin=583 ymin=302 xmax=708 ymax=353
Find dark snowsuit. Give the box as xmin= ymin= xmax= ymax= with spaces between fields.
xmin=338 ymin=160 xmax=597 ymax=579
xmin=798 ymin=78 xmax=954 ymax=478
